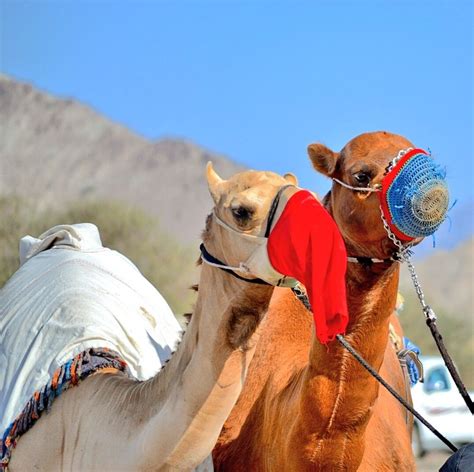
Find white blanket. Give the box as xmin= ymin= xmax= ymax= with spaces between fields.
xmin=0 ymin=223 xmax=183 ymax=434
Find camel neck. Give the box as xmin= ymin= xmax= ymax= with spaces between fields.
xmin=305 ymin=257 xmax=399 ymax=373
xmin=344 ymin=260 xmax=399 ymax=349
xmin=322 ymin=199 xmax=400 ymax=365
xmin=135 ymin=262 xmax=273 ymax=469
xmin=294 ymin=246 xmax=400 ymax=470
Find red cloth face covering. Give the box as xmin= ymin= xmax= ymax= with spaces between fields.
xmin=267 ymin=190 xmax=349 ymax=344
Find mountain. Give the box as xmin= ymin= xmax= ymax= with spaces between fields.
xmin=1 ymin=74 xmax=473 ymax=311
xmin=0 ymin=75 xmax=245 ymax=243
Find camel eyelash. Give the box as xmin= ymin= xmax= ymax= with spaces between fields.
xmin=231 ymin=206 xmax=254 ymax=220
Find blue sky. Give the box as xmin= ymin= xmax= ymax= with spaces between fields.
xmin=2 ymin=0 xmax=473 ymax=207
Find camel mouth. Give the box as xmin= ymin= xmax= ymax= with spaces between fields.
xmin=379 ymin=148 xmax=449 ymax=242
xmin=381 ymin=236 xmax=422 ymax=258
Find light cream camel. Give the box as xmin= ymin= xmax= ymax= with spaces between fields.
xmin=8 ymin=166 xmax=297 ymax=471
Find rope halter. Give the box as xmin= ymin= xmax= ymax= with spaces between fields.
xmin=200 ymin=184 xmax=298 ymax=287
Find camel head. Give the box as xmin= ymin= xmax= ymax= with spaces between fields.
xmin=206 ymin=163 xmax=350 ymax=344
xmin=308 ymin=131 xmax=449 ymax=260
xmin=204 ymin=162 xmax=298 ymax=282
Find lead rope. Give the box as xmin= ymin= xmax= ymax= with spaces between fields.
xmin=291 ymin=287 xmax=459 ymax=453
xmin=381 ymin=209 xmax=474 ymax=415
xmin=335 ymin=334 xmax=458 ymax=453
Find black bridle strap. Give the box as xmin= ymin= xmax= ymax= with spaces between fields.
xmin=200 ymin=244 xmax=270 ymax=285
xmin=264 ymin=184 xmax=294 ymax=237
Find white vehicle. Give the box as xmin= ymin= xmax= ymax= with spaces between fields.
xmin=411 ymin=356 xmax=474 ymax=457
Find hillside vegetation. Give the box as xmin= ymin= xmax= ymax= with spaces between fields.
xmin=399 ymin=239 xmax=473 ymax=388
xmin=0 ymin=196 xmax=198 ymax=316
xmin=399 ymin=291 xmax=473 ymax=389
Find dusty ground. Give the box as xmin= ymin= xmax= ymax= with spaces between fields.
xmin=416 ymin=450 xmax=451 ymax=471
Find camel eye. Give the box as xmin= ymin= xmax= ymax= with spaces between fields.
xmin=353 ymin=172 xmax=371 ymax=186
xmin=231 ymin=206 xmax=253 ymax=222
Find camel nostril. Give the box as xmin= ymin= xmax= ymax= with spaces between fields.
xmin=412 ymin=183 xmax=449 ymax=225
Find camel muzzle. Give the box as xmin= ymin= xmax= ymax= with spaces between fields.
xmin=379 ymin=148 xmax=449 ymax=242
xmin=333 ymin=147 xmax=450 ymax=244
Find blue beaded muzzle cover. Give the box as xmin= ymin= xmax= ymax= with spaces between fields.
xmin=380 ymin=148 xmax=449 ymax=241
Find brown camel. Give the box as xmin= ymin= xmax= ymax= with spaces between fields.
xmin=213 ymin=131 xmax=420 ymax=471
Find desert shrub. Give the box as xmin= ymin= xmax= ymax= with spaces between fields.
xmin=0 ymin=195 xmax=52 ymax=286
xmin=0 ymin=196 xmax=197 ymax=316
xmin=400 ymin=291 xmax=474 ymax=389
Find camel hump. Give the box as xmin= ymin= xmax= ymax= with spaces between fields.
xmin=19 ymin=223 xmax=103 ymax=265
xmin=1 ymin=223 xmax=182 ymax=436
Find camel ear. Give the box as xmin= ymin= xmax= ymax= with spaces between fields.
xmin=206 ymin=162 xmax=225 ymax=204
xmin=283 ymin=172 xmax=298 ymax=186
xmin=307 ymin=143 xmax=339 ymax=178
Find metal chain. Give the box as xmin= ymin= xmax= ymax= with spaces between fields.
xmin=380 ymin=206 xmax=437 ymax=321
xmin=379 ymin=208 xmax=416 ymax=263
xmin=385 ymin=147 xmax=413 ymax=174
xmin=380 ymin=207 xmax=473 ymax=413
xmin=380 ymin=207 xmax=408 ymax=255
xmin=406 ymin=259 xmax=439 ymax=321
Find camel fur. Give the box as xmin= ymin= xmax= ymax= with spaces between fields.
xmin=6 ymin=166 xmax=297 ymax=471
xmin=213 ymin=131 xmax=417 ymax=471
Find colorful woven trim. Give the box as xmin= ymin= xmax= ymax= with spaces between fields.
xmin=1 ymin=347 xmax=129 ymax=469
